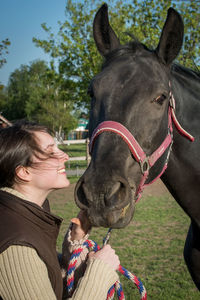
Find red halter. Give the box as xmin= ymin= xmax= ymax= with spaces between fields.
xmin=89 ymin=93 xmax=194 ymax=202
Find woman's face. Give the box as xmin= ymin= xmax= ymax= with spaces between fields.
xmin=28 ymin=131 xmax=70 ymax=192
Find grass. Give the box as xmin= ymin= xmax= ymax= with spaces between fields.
xmin=49 ymin=188 xmax=199 ymax=300
xmin=66 ymin=160 xmax=87 ymax=170
xmin=68 ymin=176 xmax=81 ymax=184
xmin=59 ymin=143 xmax=87 ymax=157
xmin=59 ymin=143 xmax=88 ymax=170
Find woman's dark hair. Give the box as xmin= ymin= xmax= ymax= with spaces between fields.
xmin=0 ymin=120 xmax=50 ymax=188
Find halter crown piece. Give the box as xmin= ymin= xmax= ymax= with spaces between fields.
xmin=89 ymin=89 xmax=194 ymax=202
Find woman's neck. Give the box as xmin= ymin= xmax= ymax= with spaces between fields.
xmin=12 ymin=184 xmax=50 ymax=207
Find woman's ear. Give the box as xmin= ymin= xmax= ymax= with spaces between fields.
xmin=15 ymin=166 xmax=32 ymax=182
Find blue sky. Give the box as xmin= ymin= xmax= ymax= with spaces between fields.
xmin=0 ymin=0 xmax=67 ymax=85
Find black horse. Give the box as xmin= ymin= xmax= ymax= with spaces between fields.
xmin=75 ymin=4 xmax=200 ymax=290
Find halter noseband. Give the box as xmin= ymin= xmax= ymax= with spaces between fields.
xmin=89 ymin=92 xmax=194 ymax=202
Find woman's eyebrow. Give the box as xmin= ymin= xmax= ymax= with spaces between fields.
xmin=44 ymin=143 xmax=55 ymax=151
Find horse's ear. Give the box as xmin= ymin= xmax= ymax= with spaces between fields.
xmin=93 ymin=3 xmax=120 ymax=56
xmin=156 ymin=7 xmax=184 ymax=65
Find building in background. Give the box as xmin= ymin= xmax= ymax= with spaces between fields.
xmin=68 ymin=116 xmax=89 ymax=140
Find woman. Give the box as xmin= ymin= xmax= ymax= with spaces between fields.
xmin=0 ymin=121 xmax=119 ymax=300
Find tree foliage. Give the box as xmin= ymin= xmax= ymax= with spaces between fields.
xmin=33 ymin=0 xmax=200 ymax=111
xmin=0 ymin=38 xmax=11 ymax=90
xmin=0 ymin=60 xmax=77 ymax=136
xmin=0 ymin=38 xmax=11 ymax=69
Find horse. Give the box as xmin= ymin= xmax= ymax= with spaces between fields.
xmin=74 ymin=4 xmax=200 ymax=290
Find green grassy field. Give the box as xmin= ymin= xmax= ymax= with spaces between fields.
xmin=59 ymin=143 xmax=88 ymax=170
xmin=66 ymin=160 xmax=87 ymax=170
xmin=59 ymin=143 xmax=87 ymax=157
xmin=49 ymin=186 xmax=199 ymax=300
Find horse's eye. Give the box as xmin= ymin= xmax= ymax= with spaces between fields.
xmin=153 ymin=94 xmax=166 ymax=105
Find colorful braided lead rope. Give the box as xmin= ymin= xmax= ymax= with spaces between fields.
xmin=66 ymin=239 xmax=147 ymax=300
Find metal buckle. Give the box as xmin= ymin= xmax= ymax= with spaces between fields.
xmin=140 ymin=157 xmax=150 ymax=174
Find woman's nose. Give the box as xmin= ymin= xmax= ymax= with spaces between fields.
xmin=55 ymin=148 xmax=69 ymax=162
xmin=59 ymin=150 xmax=69 ymax=162
xmin=63 ymin=152 xmax=69 ymax=162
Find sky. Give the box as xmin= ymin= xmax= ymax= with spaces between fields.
xmin=0 ymin=0 xmax=67 ymax=86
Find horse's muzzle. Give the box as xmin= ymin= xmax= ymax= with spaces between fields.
xmin=74 ymin=176 xmax=135 ymax=228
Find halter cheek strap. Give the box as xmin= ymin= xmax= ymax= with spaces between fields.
xmin=169 ymin=91 xmax=194 ymax=142
xmin=89 ymin=93 xmax=194 ymax=202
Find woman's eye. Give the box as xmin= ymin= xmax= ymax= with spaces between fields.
xmin=153 ymin=94 xmax=167 ymax=105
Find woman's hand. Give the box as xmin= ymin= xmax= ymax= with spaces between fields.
xmin=70 ymin=210 xmax=92 ymax=241
xmin=88 ymin=244 xmax=120 ymax=271
xmin=70 ymin=212 xmax=120 ymax=271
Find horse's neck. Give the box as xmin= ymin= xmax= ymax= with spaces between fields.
xmin=171 ymin=67 xmax=200 ymax=136
xmin=171 ymin=66 xmax=200 ymax=111
xmin=161 ymin=66 xmax=200 ymax=204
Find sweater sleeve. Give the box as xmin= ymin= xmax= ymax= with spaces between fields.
xmin=0 ymin=245 xmax=57 ymax=300
xmin=70 ymin=258 xmax=119 ymax=300
xmin=62 ymin=228 xmax=119 ymax=300
xmin=61 ymin=227 xmax=90 ymax=299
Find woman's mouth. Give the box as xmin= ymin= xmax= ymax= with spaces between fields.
xmin=57 ymin=168 xmax=66 ymax=174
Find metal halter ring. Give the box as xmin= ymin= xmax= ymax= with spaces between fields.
xmin=140 ymin=157 xmax=150 ymax=174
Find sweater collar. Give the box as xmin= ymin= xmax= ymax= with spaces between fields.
xmin=0 ymin=187 xmax=28 ymax=201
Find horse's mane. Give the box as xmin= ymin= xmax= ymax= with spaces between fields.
xmin=172 ymin=63 xmax=200 ymax=80
xmin=103 ymin=41 xmax=200 ymax=82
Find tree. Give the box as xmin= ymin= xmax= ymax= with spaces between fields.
xmin=1 ymin=60 xmax=77 ymax=136
xmin=33 ymin=0 xmax=200 ymax=111
xmin=0 ymin=38 xmax=11 ymax=90
xmin=4 ymin=64 xmax=30 ymax=120
xmin=0 ymin=88 xmax=8 ymax=112
xmin=35 ymin=100 xmax=77 ymax=137
xmin=0 ymin=38 xmax=11 ymax=69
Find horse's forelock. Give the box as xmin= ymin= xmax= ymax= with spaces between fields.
xmin=103 ymin=41 xmax=150 ymax=67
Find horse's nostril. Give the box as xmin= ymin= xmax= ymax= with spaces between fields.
xmin=75 ymin=180 xmax=90 ymax=209
xmin=104 ymin=181 xmax=128 ymax=209
xmin=106 ymin=182 xmax=121 ymax=200
xmin=119 ymin=181 xmax=127 ymax=201
xmin=75 ymin=177 xmax=131 ymax=214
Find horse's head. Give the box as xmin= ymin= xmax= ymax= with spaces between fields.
xmin=75 ymin=4 xmax=184 ymax=228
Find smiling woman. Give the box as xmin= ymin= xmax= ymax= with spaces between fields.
xmin=22 ymin=130 xmax=70 ymax=205
xmin=0 ymin=122 xmax=70 ymax=205
xmin=0 ymin=120 xmax=120 ymax=300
